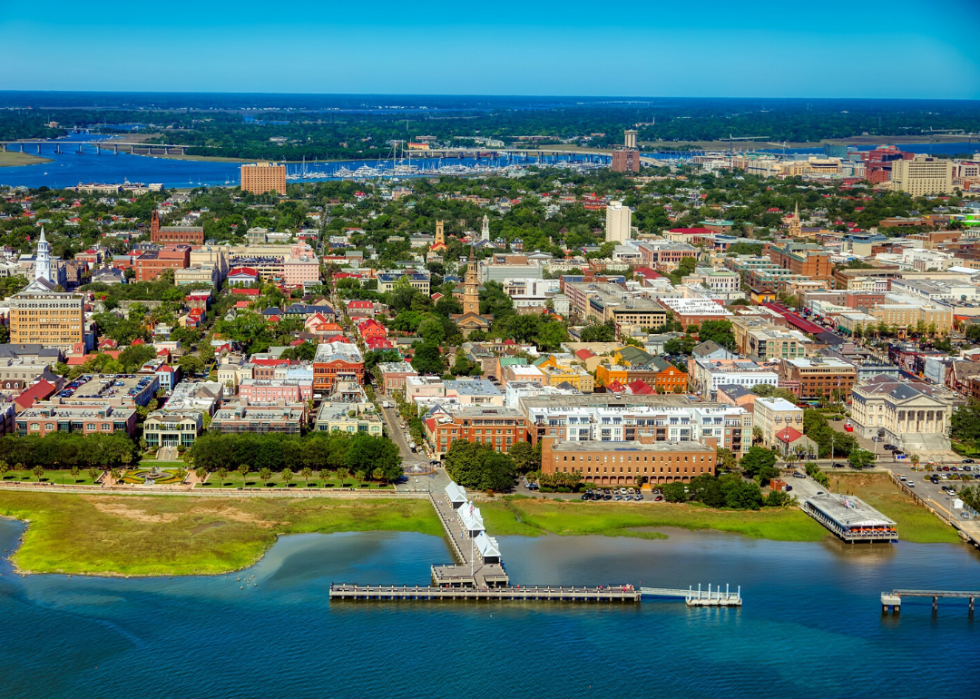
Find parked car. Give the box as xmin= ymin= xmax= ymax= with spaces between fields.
xmin=792 ymin=471 xmax=806 ymax=479
xmin=963 ymin=459 xmax=976 ymax=464
xmin=833 ymin=462 xmax=846 ymax=468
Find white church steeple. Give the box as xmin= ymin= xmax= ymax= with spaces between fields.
xmin=35 ymin=227 xmax=52 ymax=283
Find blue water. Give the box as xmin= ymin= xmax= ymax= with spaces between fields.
xmin=0 ymin=133 xmax=608 ymax=189
xmin=1 ymin=518 xmax=977 ymax=699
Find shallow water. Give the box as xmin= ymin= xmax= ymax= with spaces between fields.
xmin=0 ymin=518 xmax=977 ymax=699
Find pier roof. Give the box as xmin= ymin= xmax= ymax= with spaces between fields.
xmin=457 ymin=502 xmax=485 ymax=533
xmin=445 ymin=482 xmax=467 ymax=505
xmin=805 ymin=493 xmax=896 ymax=529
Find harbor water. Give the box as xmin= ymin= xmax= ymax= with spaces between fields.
xmin=0 ymin=518 xmax=977 ymax=699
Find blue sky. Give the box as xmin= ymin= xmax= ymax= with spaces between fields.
xmin=2 ymin=0 xmax=979 ymax=98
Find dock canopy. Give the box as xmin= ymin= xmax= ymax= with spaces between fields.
xmin=457 ymin=501 xmax=485 ymax=534
xmin=474 ymin=532 xmax=501 ymax=562
xmin=445 ymin=482 xmax=468 ymax=508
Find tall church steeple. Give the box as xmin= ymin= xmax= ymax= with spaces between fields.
xmin=463 ymin=246 xmax=480 ymax=315
xmin=35 ymin=227 xmax=52 ymax=283
xmin=481 ymin=215 xmax=490 ymax=242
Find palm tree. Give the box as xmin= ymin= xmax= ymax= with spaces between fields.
xmin=88 ymin=467 xmax=100 ymax=483
xmin=238 ymin=464 xmax=249 ymax=486
xmin=282 ymin=468 xmax=293 ymax=488
xmin=910 ymin=453 xmax=920 ymax=470
xmin=110 ymin=468 xmax=121 ymax=484
xmin=70 ymin=466 xmax=80 ymax=484
xmin=259 ymin=468 xmax=273 ymax=487
xmin=216 ymin=467 xmax=228 ymax=486
xmin=301 ymin=467 xmax=312 ymax=488
xmin=195 ymin=466 xmax=208 ymax=483
xmin=318 ymin=468 xmax=330 ymax=487
xmin=336 ymin=467 xmax=348 ymax=487
xmin=0 ymin=461 xmax=8 ymax=481
xmin=372 ymin=467 xmax=384 ymax=485
xmin=175 ymin=468 xmax=188 ymax=483
xmin=32 ymin=465 xmax=44 ymax=483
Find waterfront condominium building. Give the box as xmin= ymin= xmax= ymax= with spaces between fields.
xmin=8 ymin=279 xmax=85 ymax=351
xmin=541 ymin=435 xmax=716 ymax=486
xmin=241 ymin=162 xmax=287 ymax=195
xmin=891 ymin=155 xmax=954 ymax=196
xmin=605 ymin=201 xmax=632 ymax=243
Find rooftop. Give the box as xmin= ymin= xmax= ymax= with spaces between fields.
xmin=551 ymin=439 xmax=714 ymax=453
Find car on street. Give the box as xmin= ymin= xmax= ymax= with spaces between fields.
xmin=963 ymin=459 xmax=975 ymax=464
xmin=833 ymin=462 xmax=846 ymax=468
xmin=792 ymin=471 xmax=806 ymax=479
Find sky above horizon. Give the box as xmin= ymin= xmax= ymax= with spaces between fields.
xmin=3 ymin=0 xmax=980 ymax=99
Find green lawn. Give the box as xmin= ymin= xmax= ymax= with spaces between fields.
xmin=0 ymin=491 xmax=441 ymax=576
xmin=197 ymin=471 xmax=391 ymax=490
xmin=829 ymin=473 xmax=961 ymax=544
xmin=481 ymin=496 xmax=828 ymax=542
xmin=1 ymin=470 xmax=104 ymax=486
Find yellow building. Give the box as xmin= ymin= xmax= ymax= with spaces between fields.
xmin=9 ymin=279 xmax=85 ymax=351
xmin=871 ymin=303 xmax=953 ymax=334
xmin=891 ymin=155 xmax=953 ymax=196
xmin=241 ymin=162 xmax=286 ymax=195
xmin=539 ymin=362 xmax=595 ymax=393
xmin=596 ymin=364 xmax=629 ymax=387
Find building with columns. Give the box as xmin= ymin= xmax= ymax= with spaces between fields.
xmin=850 ymin=375 xmax=956 ymax=452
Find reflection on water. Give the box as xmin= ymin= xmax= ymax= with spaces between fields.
xmin=0 ymin=518 xmax=977 ymax=699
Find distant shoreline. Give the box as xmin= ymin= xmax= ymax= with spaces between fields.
xmin=0 ymin=151 xmax=54 ymax=168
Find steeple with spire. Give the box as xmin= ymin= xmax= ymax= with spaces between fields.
xmin=462 ymin=246 xmax=480 ymax=314
xmin=787 ymin=202 xmax=803 ymax=238
xmin=481 ymin=214 xmax=490 ymax=242
xmin=35 ymin=227 xmax=52 ymax=283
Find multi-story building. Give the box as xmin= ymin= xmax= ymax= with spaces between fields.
xmin=210 ymin=403 xmax=306 ymax=434
xmin=563 ymin=281 xmax=667 ymax=330
xmin=405 ymin=375 xmax=446 ymax=403
xmin=238 ymin=378 xmax=312 ymax=404
xmin=143 ymin=409 xmax=204 ymax=448
xmin=689 ymin=357 xmax=779 ymax=396
xmin=605 ymin=201 xmax=632 ymax=243
xmin=314 ymin=402 xmax=384 ymax=436
xmin=9 ymin=279 xmax=85 ymax=351
xmin=611 ymin=149 xmax=640 ymax=174
xmin=445 ymin=379 xmax=505 ymax=406
xmin=0 ymin=357 xmax=60 ymax=391
xmin=313 ymin=341 xmax=364 ymax=392
xmin=742 ymin=325 xmax=811 ymax=361
xmin=752 ymin=397 xmax=805 ymax=448
xmin=656 ymin=297 xmax=733 ymax=330
xmin=686 ymin=267 xmax=741 ymax=293
xmin=424 ymin=406 xmax=528 ymax=457
xmin=850 ymin=375 xmax=955 ymax=451
xmin=541 ymin=435 xmax=716 ymax=486
xmin=537 ymin=361 xmax=595 ymax=393
xmin=768 ymin=240 xmax=834 ymax=285
xmin=377 ymin=271 xmax=431 ymax=294
xmin=15 ymin=402 xmax=138 ymax=437
xmin=149 ymin=211 xmax=204 ymax=245
xmin=891 ymin=155 xmax=954 ymax=196
xmin=376 ymin=361 xmax=417 ymax=395
xmin=779 ymin=357 xmax=856 ymax=400
xmin=520 ymin=394 xmax=751 ymax=455
xmin=135 ymin=245 xmax=191 ymax=282
xmin=241 ymin=162 xmax=287 ymax=195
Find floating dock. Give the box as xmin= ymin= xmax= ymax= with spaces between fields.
xmin=642 ymin=584 xmax=742 ymax=607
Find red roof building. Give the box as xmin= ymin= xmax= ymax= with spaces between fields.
xmin=357 ymin=319 xmax=387 ymax=341
xmin=15 ymin=380 xmax=57 ymax=412
xmin=627 ymin=379 xmax=655 ymax=395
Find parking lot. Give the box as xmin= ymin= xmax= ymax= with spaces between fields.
xmin=887 ymin=459 xmax=979 ymax=524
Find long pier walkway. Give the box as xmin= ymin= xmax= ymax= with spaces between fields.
xmin=428 ymin=491 xmax=508 ymax=587
xmin=330 ymin=583 xmax=640 ymax=602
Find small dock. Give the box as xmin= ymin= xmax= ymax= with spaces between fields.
xmin=642 ymin=584 xmax=742 ymax=607
xmin=330 ymin=583 xmax=641 ymax=602
xmin=881 ymin=589 xmax=978 ymax=615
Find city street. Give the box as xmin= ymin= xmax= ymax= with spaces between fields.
xmin=379 ymin=404 xmax=438 ymax=491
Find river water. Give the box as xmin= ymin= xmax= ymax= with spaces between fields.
xmin=0 ymin=132 xmax=608 ymax=189
xmin=0 ymin=517 xmax=977 ymax=699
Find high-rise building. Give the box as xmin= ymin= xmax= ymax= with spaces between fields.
xmin=891 ymin=155 xmax=954 ymax=196
xmin=9 ymin=279 xmax=85 ymax=351
xmin=624 ymin=130 xmax=637 ymax=149
xmin=240 ymin=162 xmax=286 ymax=195
xmin=611 ymin=149 xmax=640 ymax=173
xmin=605 ymin=201 xmax=632 ymax=243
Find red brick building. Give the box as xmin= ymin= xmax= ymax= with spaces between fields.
xmin=135 ymin=245 xmax=191 ymax=282
xmin=150 ymin=211 xmax=205 ymax=245
xmin=425 ymin=406 xmax=529 ymax=457
xmin=611 ymin=149 xmax=640 ymax=173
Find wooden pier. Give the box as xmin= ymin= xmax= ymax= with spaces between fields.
xmin=881 ymin=589 xmax=978 ymax=614
xmin=330 ymin=583 xmax=641 ymax=602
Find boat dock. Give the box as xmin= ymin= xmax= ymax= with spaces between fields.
xmin=428 ymin=490 xmax=509 ymax=588
xmin=802 ymin=493 xmax=898 ymax=544
xmin=881 ymin=589 xmax=978 ymax=614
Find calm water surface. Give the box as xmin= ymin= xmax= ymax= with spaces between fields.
xmin=0 ymin=519 xmax=977 ymax=699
